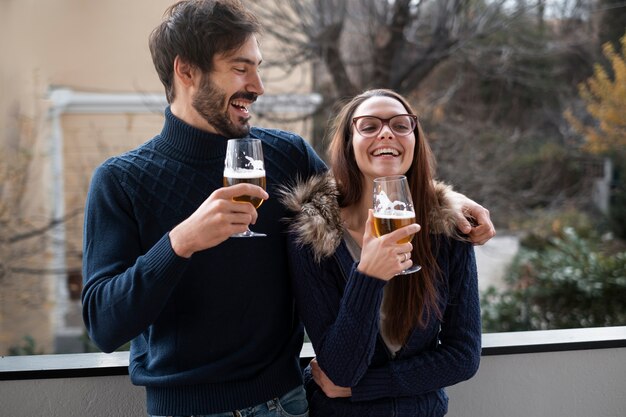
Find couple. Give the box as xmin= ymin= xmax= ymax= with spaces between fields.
xmin=81 ymin=1 xmax=492 ymax=416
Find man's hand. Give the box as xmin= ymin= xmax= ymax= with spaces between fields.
xmin=169 ymin=184 xmax=268 ymax=258
xmin=451 ymin=193 xmax=496 ymax=245
xmin=310 ymin=358 xmax=352 ymax=398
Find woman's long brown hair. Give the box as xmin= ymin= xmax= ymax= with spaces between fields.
xmin=327 ymin=89 xmax=442 ymax=345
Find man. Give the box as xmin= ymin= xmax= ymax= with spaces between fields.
xmin=81 ymin=1 xmax=495 ymax=416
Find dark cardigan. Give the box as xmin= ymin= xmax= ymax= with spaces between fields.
xmin=282 ymin=174 xmax=482 ymax=417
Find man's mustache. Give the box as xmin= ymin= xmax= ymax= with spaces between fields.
xmin=230 ymin=92 xmax=258 ymax=103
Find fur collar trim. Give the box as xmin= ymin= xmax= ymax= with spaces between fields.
xmin=280 ymin=173 xmax=464 ymax=262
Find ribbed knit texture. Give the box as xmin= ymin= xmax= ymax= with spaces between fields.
xmin=287 ymin=233 xmax=482 ymax=417
xmin=82 ymin=107 xmax=326 ymax=415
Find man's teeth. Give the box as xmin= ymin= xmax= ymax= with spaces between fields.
xmin=372 ymin=148 xmax=399 ymax=156
xmin=232 ymin=101 xmax=248 ymax=111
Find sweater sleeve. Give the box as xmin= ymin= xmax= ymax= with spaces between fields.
xmin=351 ymin=239 xmax=482 ymax=401
xmin=81 ymin=163 xmax=189 ymax=353
xmin=288 ymin=239 xmax=387 ymax=387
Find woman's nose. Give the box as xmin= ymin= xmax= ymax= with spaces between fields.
xmin=378 ymin=124 xmax=394 ymax=139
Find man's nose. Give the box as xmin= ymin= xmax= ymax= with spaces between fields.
xmin=247 ymin=71 xmax=264 ymax=96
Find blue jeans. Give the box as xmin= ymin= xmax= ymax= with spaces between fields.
xmin=151 ymin=385 xmax=308 ymax=417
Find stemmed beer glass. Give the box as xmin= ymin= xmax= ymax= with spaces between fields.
xmin=223 ymin=138 xmax=267 ymax=237
xmin=373 ymin=175 xmax=421 ymax=274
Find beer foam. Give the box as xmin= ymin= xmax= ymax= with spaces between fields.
xmin=374 ymin=211 xmax=415 ymax=219
xmin=224 ymin=168 xmax=266 ymax=178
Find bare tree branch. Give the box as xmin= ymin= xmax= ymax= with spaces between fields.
xmin=8 ymin=209 xmax=82 ymax=244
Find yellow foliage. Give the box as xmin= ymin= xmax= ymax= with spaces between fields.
xmin=565 ymin=34 xmax=626 ymax=155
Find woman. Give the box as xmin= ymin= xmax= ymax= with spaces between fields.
xmin=281 ymin=89 xmax=481 ymax=416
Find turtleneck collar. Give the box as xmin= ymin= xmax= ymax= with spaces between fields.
xmin=156 ymin=106 xmax=234 ymax=163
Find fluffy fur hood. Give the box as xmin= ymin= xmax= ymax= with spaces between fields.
xmin=280 ymin=173 xmax=464 ymax=262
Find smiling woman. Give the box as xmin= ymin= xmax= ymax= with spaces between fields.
xmin=280 ymin=89 xmax=481 ymax=417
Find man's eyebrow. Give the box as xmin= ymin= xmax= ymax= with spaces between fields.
xmin=229 ymin=57 xmax=262 ymax=66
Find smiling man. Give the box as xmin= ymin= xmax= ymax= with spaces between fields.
xmin=82 ymin=1 xmax=326 ymax=416
xmin=81 ymin=1 xmax=494 ymax=417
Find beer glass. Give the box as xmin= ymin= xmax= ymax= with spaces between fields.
xmin=373 ymin=175 xmax=421 ymax=274
xmin=223 ymin=138 xmax=267 ymax=237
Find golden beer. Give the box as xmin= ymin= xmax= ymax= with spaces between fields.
xmin=223 ymin=169 xmax=266 ymax=209
xmin=373 ymin=212 xmax=415 ymax=244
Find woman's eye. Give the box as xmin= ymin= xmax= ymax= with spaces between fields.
xmin=393 ymin=123 xmax=411 ymax=133
xmin=360 ymin=124 xmax=378 ymax=133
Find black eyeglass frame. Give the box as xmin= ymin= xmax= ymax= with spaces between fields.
xmin=352 ymin=114 xmax=418 ymax=138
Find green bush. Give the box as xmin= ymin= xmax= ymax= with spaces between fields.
xmin=482 ymin=227 xmax=626 ymax=332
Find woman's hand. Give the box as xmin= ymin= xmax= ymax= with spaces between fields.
xmin=357 ymin=210 xmax=420 ymax=280
xmin=310 ymin=358 xmax=352 ymax=398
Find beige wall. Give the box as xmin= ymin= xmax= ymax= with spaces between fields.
xmin=1 ymin=0 xmax=315 ymax=354
xmin=14 ymin=1 xmax=170 ymax=93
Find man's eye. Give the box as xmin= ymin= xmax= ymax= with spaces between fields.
xmin=234 ymin=68 xmax=246 ymax=73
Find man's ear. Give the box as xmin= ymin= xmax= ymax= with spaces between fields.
xmin=173 ymin=56 xmax=198 ymax=88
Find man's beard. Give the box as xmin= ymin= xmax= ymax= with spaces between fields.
xmin=192 ymin=74 xmax=256 ymax=138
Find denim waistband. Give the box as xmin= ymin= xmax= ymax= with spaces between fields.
xmin=151 ymin=384 xmax=307 ymax=417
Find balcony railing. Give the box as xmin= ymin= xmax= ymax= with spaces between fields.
xmin=2 ymin=327 xmax=626 ymax=417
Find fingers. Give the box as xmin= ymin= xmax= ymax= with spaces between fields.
xmin=472 ymin=208 xmax=496 ymax=245
xmin=218 ymin=183 xmax=269 ymax=202
xmin=365 ymin=210 xmax=420 ymax=244
xmin=310 ymin=358 xmax=322 ymax=385
xmin=363 ymin=210 xmax=376 ymax=242
xmin=216 ymin=184 xmax=268 ymax=224
xmin=456 ymin=215 xmax=472 ymax=234
xmin=170 ymin=185 xmax=269 ymax=256
xmin=472 ymin=205 xmax=490 ymax=225
xmin=309 ymin=358 xmax=352 ymax=398
xmin=462 ymin=204 xmax=496 ymax=246
xmin=358 ymin=221 xmax=418 ymax=280
xmin=469 ymin=224 xmax=496 ymax=246
xmin=209 ymin=193 xmax=260 ymax=224
xmin=365 ymin=209 xmax=374 ymax=232
xmin=455 ymin=199 xmax=496 ymax=245
xmin=385 ymin=222 xmax=420 ymax=244
xmin=398 ymin=251 xmax=410 ymax=264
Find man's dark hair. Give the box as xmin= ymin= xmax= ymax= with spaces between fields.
xmin=149 ymin=0 xmax=261 ymax=103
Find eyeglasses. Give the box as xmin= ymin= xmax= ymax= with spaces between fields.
xmin=352 ymin=114 xmax=417 ymax=138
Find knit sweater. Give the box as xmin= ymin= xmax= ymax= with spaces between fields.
xmin=81 ymin=107 xmax=326 ymax=416
xmin=281 ymin=174 xmax=482 ymax=417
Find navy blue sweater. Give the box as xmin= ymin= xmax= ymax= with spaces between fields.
xmin=81 ymin=107 xmax=326 ymax=415
xmin=288 ymin=233 xmax=481 ymax=416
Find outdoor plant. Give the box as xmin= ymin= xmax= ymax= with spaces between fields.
xmin=482 ymin=226 xmax=626 ymax=332
xmin=566 ymin=33 xmax=626 ymax=239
